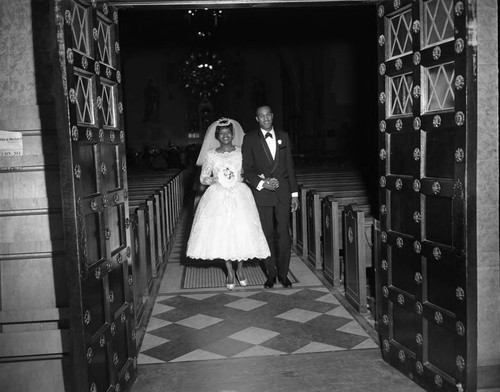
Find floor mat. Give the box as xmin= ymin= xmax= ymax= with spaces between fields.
xmin=181 ymin=260 xmax=298 ymax=289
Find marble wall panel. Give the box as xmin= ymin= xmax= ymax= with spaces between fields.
xmin=0 ymin=256 xmax=67 ymax=311
xmin=0 ymin=43 xmax=8 ymax=81
xmin=0 ymin=358 xmax=67 ymax=392
xmin=0 ymin=213 xmax=65 ymax=253
xmin=0 ymin=105 xmax=50 ymax=130
xmin=0 ymin=170 xmax=61 ymax=203
xmin=8 ymin=50 xmax=37 ymax=107
xmin=476 ymin=0 xmax=500 ymax=367
xmin=6 ymin=3 xmax=34 ymax=55
xmin=477 ymin=261 xmax=500 ymax=365
xmin=0 ymin=0 xmax=56 ymax=127
xmin=476 ymin=158 xmax=499 ymax=207
xmin=477 ymin=0 xmax=498 ymax=66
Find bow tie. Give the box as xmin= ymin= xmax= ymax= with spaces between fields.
xmin=265 ymin=132 xmax=273 ymax=139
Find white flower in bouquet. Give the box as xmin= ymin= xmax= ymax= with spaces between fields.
xmin=218 ymin=165 xmax=237 ymax=188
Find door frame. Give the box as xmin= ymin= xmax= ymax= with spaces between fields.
xmin=110 ymin=0 xmax=379 ymax=7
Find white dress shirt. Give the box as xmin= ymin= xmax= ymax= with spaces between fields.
xmin=262 ymin=128 xmax=276 ymax=159
xmin=256 ymin=128 xmax=298 ymax=198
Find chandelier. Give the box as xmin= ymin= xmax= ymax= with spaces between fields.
xmin=181 ymin=48 xmax=227 ymax=98
xmin=181 ymin=9 xmax=227 ymax=99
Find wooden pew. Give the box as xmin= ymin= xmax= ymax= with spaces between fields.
xmin=294 ymin=176 xmax=370 ymax=260
xmin=343 ymin=204 xmax=374 ymax=314
xmin=293 ymin=167 xmax=376 ymax=314
xmin=128 ymin=169 xmax=185 ymax=254
xmin=126 ymin=169 xmax=187 ymax=336
xmin=128 ymin=204 xmax=150 ymax=327
xmin=322 ymin=196 xmax=374 ymax=288
xmin=128 ymin=190 xmax=163 ymax=276
xmin=292 ymin=168 xmax=374 ymax=287
xmin=306 ymin=189 xmax=370 ymax=269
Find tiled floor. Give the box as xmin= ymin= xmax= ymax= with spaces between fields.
xmin=131 ymin=202 xmax=497 ymax=392
xmin=137 ymin=204 xmax=378 ymax=366
xmin=139 ymin=286 xmax=378 ymax=364
xmin=131 ymin=205 xmax=429 ymax=392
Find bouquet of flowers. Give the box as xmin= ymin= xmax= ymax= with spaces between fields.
xmin=218 ymin=165 xmax=237 ymax=188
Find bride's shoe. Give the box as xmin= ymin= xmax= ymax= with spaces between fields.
xmin=239 ymin=279 xmax=247 ymax=287
xmin=226 ymin=276 xmax=236 ymax=290
xmin=236 ymin=272 xmax=248 ymax=287
xmin=238 ymin=276 xmax=248 ymax=287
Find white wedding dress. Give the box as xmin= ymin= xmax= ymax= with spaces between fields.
xmin=186 ymin=147 xmax=271 ymax=261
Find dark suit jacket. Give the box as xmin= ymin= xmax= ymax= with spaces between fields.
xmin=241 ymin=129 xmax=298 ymax=206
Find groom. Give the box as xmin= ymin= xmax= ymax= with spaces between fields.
xmin=242 ymin=105 xmax=299 ymax=288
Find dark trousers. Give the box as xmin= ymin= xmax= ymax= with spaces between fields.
xmin=257 ymin=203 xmax=291 ymax=280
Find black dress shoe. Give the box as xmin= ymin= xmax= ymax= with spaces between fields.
xmin=264 ymin=277 xmax=276 ymax=289
xmin=279 ymin=277 xmax=293 ymax=288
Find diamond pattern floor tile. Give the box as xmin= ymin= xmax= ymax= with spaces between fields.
xmin=325 ymin=306 xmax=354 ymax=319
xmin=175 ymin=314 xmax=223 ymax=329
xmin=276 ymin=308 xmax=322 ymax=323
xmin=151 ymin=303 xmax=175 ymax=316
xmin=229 ymin=326 xmax=280 ymax=345
xmin=336 ymin=320 xmax=369 ymax=337
xmin=146 ymin=317 xmax=172 ymax=332
xmin=224 ymin=298 xmax=267 ymax=311
xmin=170 ymin=349 xmax=226 ymax=362
xmin=138 ymin=353 xmax=165 ymax=364
xmin=200 ymin=337 xmax=254 ymax=357
xmin=140 ymin=333 xmax=169 ymax=351
xmin=139 ymin=287 xmax=378 ymax=364
xmin=351 ymin=338 xmax=379 ymax=350
xmin=315 ymin=293 xmax=341 ymax=305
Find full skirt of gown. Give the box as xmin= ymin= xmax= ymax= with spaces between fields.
xmin=186 ymin=180 xmax=271 ymax=261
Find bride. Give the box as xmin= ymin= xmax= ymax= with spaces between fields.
xmin=186 ymin=118 xmax=270 ymax=289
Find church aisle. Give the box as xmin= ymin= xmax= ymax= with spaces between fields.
xmin=131 ymin=200 xmax=424 ymax=391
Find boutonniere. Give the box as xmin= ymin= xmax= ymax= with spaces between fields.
xmin=278 ymin=139 xmax=282 ymax=145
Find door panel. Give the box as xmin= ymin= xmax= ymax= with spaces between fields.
xmin=376 ymin=0 xmax=473 ymax=391
xmin=56 ymin=1 xmax=136 ymax=391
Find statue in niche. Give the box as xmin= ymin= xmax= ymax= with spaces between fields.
xmin=198 ymin=98 xmax=213 ymax=134
xmin=143 ymin=79 xmax=160 ymax=122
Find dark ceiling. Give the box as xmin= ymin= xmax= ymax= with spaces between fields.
xmin=119 ymin=5 xmax=376 ymax=48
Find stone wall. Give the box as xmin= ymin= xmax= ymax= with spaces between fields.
xmin=476 ymin=0 xmax=500 ymax=374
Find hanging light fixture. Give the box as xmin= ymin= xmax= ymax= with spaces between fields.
xmin=181 ymin=48 xmax=226 ymax=98
xmin=181 ymin=9 xmax=227 ymax=99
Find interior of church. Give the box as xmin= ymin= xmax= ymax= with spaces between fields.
xmin=118 ymin=5 xmax=378 ymax=176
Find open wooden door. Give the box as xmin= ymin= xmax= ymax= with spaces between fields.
xmin=375 ymin=0 xmax=476 ymax=391
xmin=55 ymin=1 xmax=136 ymax=391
